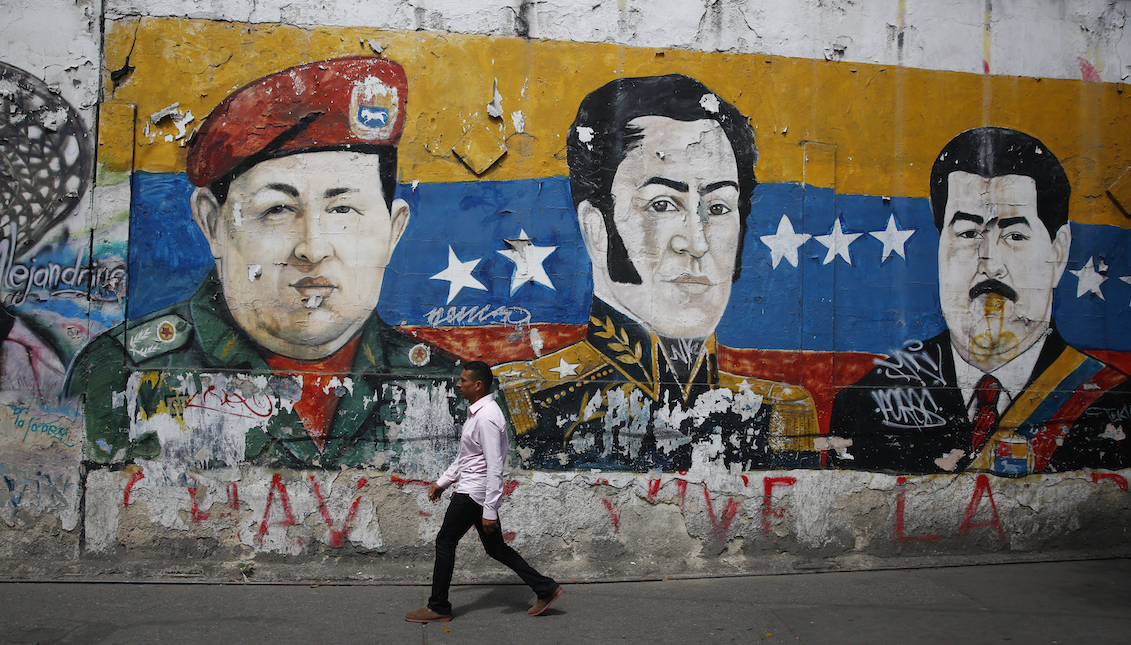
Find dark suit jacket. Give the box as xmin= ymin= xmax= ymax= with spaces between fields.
xmin=830 ymin=330 xmax=1131 ymax=475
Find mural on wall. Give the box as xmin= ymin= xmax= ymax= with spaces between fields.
xmin=0 ymin=61 xmax=95 ymax=399
xmin=58 ymin=18 xmax=1131 ymax=492
xmin=830 ymin=127 xmax=1131 ymax=477
xmin=493 ymin=75 xmax=819 ymax=473
xmin=1 ymin=58 xmax=112 ymax=538
xmin=0 ymin=9 xmax=1127 ymax=567
xmin=66 ymin=57 xmax=463 ymax=471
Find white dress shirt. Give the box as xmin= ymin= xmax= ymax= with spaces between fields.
xmin=436 ymin=392 xmax=509 ymax=520
xmin=952 ymin=335 xmax=1047 ymax=421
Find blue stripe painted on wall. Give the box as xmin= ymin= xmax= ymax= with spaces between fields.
xmin=382 ymin=175 xmax=592 ymax=327
xmin=126 ymin=172 xmax=1131 ymax=354
xmin=127 ymin=172 xmax=212 ymax=317
xmin=1053 ymin=222 xmax=1131 ymax=352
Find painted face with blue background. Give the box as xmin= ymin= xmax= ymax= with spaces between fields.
xmin=581 ymin=116 xmax=741 ymax=340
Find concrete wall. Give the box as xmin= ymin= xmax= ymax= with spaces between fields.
xmin=2 ymin=0 xmax=1131 ymax=581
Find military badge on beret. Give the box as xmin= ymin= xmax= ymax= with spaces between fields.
xmin=351 ymin=76 xmax=399 ymax=141
xmin=186 ymin=56 xmax=408 ymax=187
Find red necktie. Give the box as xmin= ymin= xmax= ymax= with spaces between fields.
xmin=971 ymin=374 xmax=1002 ymax=454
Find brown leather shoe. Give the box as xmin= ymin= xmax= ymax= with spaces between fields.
xmin=528 ymin=585 xmax=564 ymax=616
xmin=405 ymin=607 xmax=452 ymax=622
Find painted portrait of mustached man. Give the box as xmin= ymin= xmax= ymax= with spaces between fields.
xmin=830 ymin=127 xmax=1131 ymax=477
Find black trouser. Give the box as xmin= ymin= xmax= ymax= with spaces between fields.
xmin=428 ymin=492 xmax=557 ymax=615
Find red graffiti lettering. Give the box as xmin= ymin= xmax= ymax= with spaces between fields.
xmin=227 ymin=482 xmax=240 ymax=510
xmin=503 ymin=480 xmax=519 ymax=497
xmin=675 ymin=479 xmax=688 ymax=511
xmin=188 ymin=483 xmax=210 ymax=524
xmin=1091 ymin=472 xmax=1129 ymax=491
xmin=390 ymin=475 xmax=431 ymax=489
xmin=959 ymin=474 xmax=1006 ymax=542
xmin=646 ymin=478 xmax=662 ymax=503
xmin=310 ymin=475 xmax=364 ymax=548
xmin=892 ymin=477 xmax=939 ymax=543
xmin=703 ymin=485 xmax=739 ymax=549
xmin=601 ymin=498 xmax=620 ymax=533
xmin=741 ymin=475 xmax=749 ymax=487
xmin=123 ymin=468 xmax=144 ymax=507
xmin=762 ymin=476 xmax=796 ymax=533
xmin=185 ymin=385 xmax=274 ymax=419
xmin=257 ymin=474 xmax=296 ymax=547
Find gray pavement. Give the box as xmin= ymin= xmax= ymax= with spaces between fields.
xmin=2 ymin=559 xmax=1129 ymax=644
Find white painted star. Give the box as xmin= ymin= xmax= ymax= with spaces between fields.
xmin=760 ymin=215 xmax=811 ymax=268
xmin=737 ymin=379 xmax=753 ymax=394
xmin=430 ymin=246 xmax=487 ymax=304
xmin=548 ymin=357 xmax=580 ymax=378
xmin=497 ymin=229 xmax=557 ymax=295
xmin=814 ymin=217 xmax=862 ymax=265
xmin=1123 ymin=276 xmax=1131 ymax=306
xmin=869 ymin=215 xmax=916 ymax=262
xmin=1070 ymin=256 xmax=1107 ymax=300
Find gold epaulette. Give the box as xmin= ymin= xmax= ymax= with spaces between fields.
xmin=493 ymin=342 xmax=612 ymax=433
xmin=717 ymin=371 xmax=820 ymax=451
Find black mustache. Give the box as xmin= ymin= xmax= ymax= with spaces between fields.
xmin=969 ymin=280 xmax=1018 ymax=302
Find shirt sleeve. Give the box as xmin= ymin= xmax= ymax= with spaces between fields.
xmin=436 ymin=453 xmax=461 ymax=490
xmin=480 ymin=411 xmax=508 ymax=520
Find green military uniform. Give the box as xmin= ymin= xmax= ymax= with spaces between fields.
xmin=493 ymin=298 xmax=821 ymax=472
xmin=66 ymin=272 xmax=462 ymax=468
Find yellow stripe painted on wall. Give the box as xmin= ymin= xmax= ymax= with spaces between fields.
xmin=103 ymin=17 xmax=1131 ymax=227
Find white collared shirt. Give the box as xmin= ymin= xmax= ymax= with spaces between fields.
xmin=951 ymin=334 xmax=1047 ymax=420
xmin=436 ymin=392 xmax=508 ymax=520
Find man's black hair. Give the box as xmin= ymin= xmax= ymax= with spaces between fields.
xmin=566 ymin=74 xmax=758 ymax=284
xmin=929 ymin=126 xmax=1070 ymax=238
xmin=208 ymin=144 xmax=398 ymax=212
xmin=463 ymin=360 xmax=494 ymax=391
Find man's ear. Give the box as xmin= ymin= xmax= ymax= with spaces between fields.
xmin=1050 ymin=222 xmax=1072 ymax=286
xmin=389 ymin=198 xmax=410 ymax=250
xmin=191 ymin=187 xmax=224 ymax=260
xmin=578 ymin=200 xmax=608 ymax=272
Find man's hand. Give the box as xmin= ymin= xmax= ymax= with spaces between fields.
xmin=428 ymin=482 xmax=444 ymax=503
xmin=481 ymin=518 xmax=499 ymax=533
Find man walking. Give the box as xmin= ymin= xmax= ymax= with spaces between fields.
xmin=406 ymin=361 xmax=563 ymax=622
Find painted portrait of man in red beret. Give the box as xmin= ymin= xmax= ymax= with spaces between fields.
xmin=66 ymin=57 xmax=461 ymax=470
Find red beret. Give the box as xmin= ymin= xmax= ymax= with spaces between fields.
xmin=187 ymin=56 xmax=407 ymax=187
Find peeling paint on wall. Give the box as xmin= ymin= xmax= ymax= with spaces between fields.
xmin=1 ymin=1 xmax=1131 ymax=581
